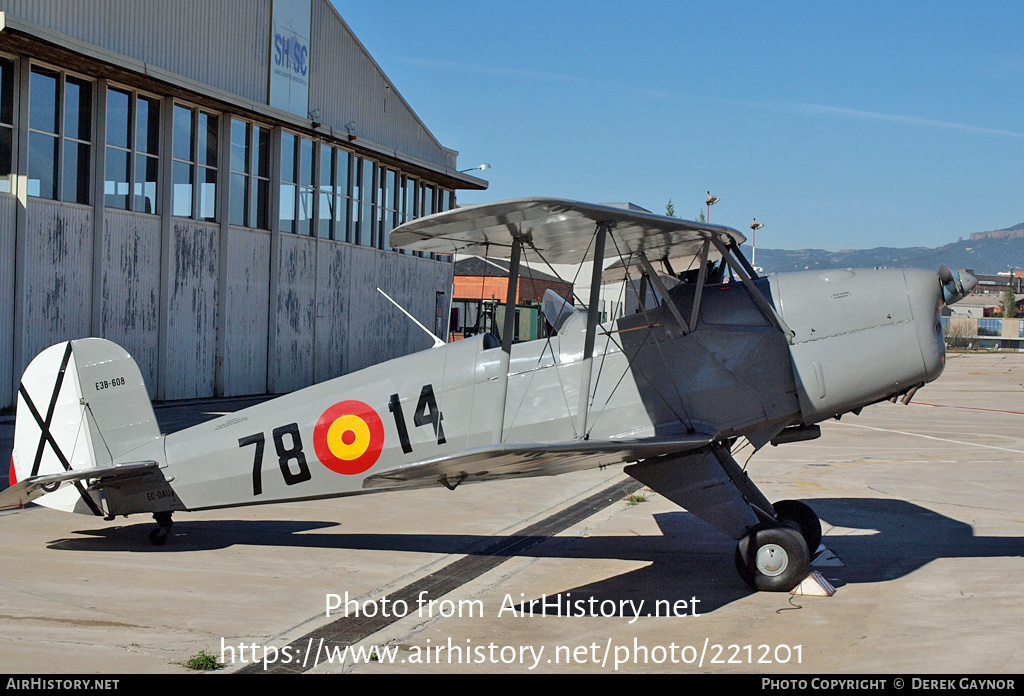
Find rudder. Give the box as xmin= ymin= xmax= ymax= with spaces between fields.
xmin=12 ymin=339 xmax=162 ymax=515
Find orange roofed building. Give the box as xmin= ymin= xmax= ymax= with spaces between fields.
xmin=451 ymin=257 xmax=574 ymax=343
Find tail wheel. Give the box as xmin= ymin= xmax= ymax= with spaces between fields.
xmin=149 ymin=511 xmax=173 ymax=547
xmin=773 ymin=499 xmax=822 ymax=554
xmin=736 ymin=525 xmax=810 ymax=592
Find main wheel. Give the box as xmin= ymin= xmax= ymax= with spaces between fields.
xmin=149 ymin=527 xmax=168 ymax=546
xmin=736 ymin=525 xmax=810 ymax=592
xmin=773 ymin=500 xmax=822 ymax=554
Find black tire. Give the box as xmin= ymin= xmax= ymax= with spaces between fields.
xmin=735 ymin=546 xmax=755 ymax=587
xmin=149 ymin=527 xmax=168 ymax=546
xmin=773 ymin=500 xmax=822 ymax=554
xmin=736 ymin=525 xmax=810 ymax=592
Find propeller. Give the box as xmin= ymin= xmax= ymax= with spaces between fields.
xmin=938 ymin=265 xmax=978 ymax=305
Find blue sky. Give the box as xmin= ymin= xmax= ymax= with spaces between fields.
xmin=333 ymin=2 xmax=1024 ymax=251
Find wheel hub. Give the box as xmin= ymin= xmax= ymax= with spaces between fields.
xmin=755 ymin=543 xmax=789 ymax=577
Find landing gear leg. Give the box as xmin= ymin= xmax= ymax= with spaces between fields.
xmin=149 ymin=511 xmax=173 ymax=546
xmin=624 ymin=446 xmax=819 ymax=592
xmin=735 ymin=525 xmax=810 ymax=592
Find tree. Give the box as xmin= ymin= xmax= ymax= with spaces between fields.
xmin=945 ymin=318 xmax=973 ymax=350
xmin=696 ymin=210 xmax=705 ymax=223
xmin=665 ymin=199 xmax=676 ymax=218
xmin=1002 ymin=284 xmax=1018 ymax=318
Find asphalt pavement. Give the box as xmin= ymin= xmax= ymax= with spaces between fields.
xmin=0 ymin=352 xmax=1021 ymax=674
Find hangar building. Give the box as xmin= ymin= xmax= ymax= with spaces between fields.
xmin=0 ymin=0 xmax=486 ymax=409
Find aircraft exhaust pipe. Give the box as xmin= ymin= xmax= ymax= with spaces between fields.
xmin=938 ymin=265 xmax=978 ymax=306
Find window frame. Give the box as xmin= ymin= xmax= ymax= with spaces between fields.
xmin=229 ymin=117 xmax=271 ymax=229
xmin=171 ymin=102 xmax=219 ymax=221
xmin=104 ymin=84 xmax=162 ymax=214
xmin=26 ymin=62 xmax=94 ymax=205
xmin=0 ymin=54 xmax=17 ymax=196
xmin=278 ymin=129 xmax=316 ymax=235
xmin=977 ymin=318 xmax=1002 ymax=337
xmin=272 ymin=127 xmax=455 ymax=254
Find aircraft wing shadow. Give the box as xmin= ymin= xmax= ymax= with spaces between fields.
xmin=47 ymin=497 xmax=1023 ymax=615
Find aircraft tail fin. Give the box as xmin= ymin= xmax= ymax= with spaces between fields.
xmin=10 ymin=339 xmax=162 ymax=515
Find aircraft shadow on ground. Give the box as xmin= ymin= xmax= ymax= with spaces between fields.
xmin=48 ymin=497 xmax=1024 ymax=615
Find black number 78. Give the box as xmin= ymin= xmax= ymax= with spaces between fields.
xmin=240 ymin=423 xmax=312 ymax=496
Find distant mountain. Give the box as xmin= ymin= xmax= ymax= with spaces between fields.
xmin=747 ymin=221 xmax=1024 ymax=274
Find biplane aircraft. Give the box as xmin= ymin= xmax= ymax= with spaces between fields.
xmin=2 ymin=198 xmax=978 ymax=591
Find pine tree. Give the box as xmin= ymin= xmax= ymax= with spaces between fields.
xmin=1002 ymin=284 xmax=1018 ymax=318
xmin=665 ymin=199 xmax=676 ymax=217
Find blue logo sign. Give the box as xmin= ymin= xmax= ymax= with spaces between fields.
xmin=274 ymin=31 xmax=308 ymax=77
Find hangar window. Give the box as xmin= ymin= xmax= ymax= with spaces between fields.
xmin=400 ymin=177 xmax=421 ymax=256
xmin=279 ymin=131 xmax=296 ymax=232
xmin=333 ymin=148 xmax=351 ymax=242
xmin=105 ymin=88 xmax=160 ymax=213
xmin=352 ymin=155 xmax=376 ymax=247
xmin=380 ymin=167 xmax=398 ymax=250
xmin=433 ymin=188 xmax=455 ymax=262
xmin=27 ymin=65 xmax=92 ymax=204
xmin=0 ymin=57 xmax=14 ymax=195
xmin=421 ymin=184 xmax=436 ymax=218
xmin=402 ymin=176 xmax=416 ymax=225
xmin=317 ymin=142 xmax=333 ymax=239
xmin=172 ymin=104 xmax=218 ymax=220
xmin=279 ymin=131 xmax=315 ymax=235
xmin=279 ymin=135 xmax=359 ymax=242
xmin=297 ymin=136 xmax=314 ymax=235
xmin=229 ymin=118 xmax=270 ymax=229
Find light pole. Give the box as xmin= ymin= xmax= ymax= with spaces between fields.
xmin=750 ymin=218 xmax=764 ymax=268
xmin=705 ymin=191 xmax=719 ymax=222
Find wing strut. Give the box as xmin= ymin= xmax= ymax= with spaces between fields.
xmin=637 ymin=252 xmax=691 ymax=334
xmin=709 ymin=237 xmax=795 ymax=342
xmin=575 ymin=221 xmax=611 ymax=440
xmin=690 ymin=240 xmax=711 ymax=329
xmin=496 ymin=230 xmax=526 ymax=443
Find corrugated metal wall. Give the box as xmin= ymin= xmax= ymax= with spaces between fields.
xmin=272 ymin=236 xmax=451 ymax=393
xmin=4 ymin=0 xmax=269 ymax=108
xmin=100 ymin=210 xmax=161 ymax=397
xmin=310 ymin=2 xmax=456 ymax=168
xmin=344 ymin=245 xmax=446 ymax=374
xmin=220 ymin=227 xmax=271 ymax=397
xmin=313 ymin=237 xmax=350 ymax=384
xmin=4 ymin=0 xmax=453 ymax=168
xmin=273 ymin=233 xmax=318 ymax=394
xmin=162 ymin=220 xmax=219 ymax=401
xmin=2 ymin=200 xmax=451 ymax=408
xmin=0 ymin=196 xmax=15 ymax=410
xmin=19 ymin=200 xmax=93 ymax=378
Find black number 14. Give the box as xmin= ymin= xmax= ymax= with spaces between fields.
xmin=389 ymin=384 xmax=445 ymax=454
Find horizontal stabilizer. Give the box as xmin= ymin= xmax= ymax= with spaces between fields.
xmin=0 ymin=461 xmax=160 ymax=510
xmin=363 ymin=435 xmax=714 ymax=491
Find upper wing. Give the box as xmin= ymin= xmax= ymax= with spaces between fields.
xmin=363 ymin=435 xmax=714 ymax=491
xmin=389 ymin=197 xmax=745 ymax=264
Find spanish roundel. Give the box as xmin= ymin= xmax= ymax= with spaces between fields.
xmin=313 ymin=400 xmax=385 ymax=475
